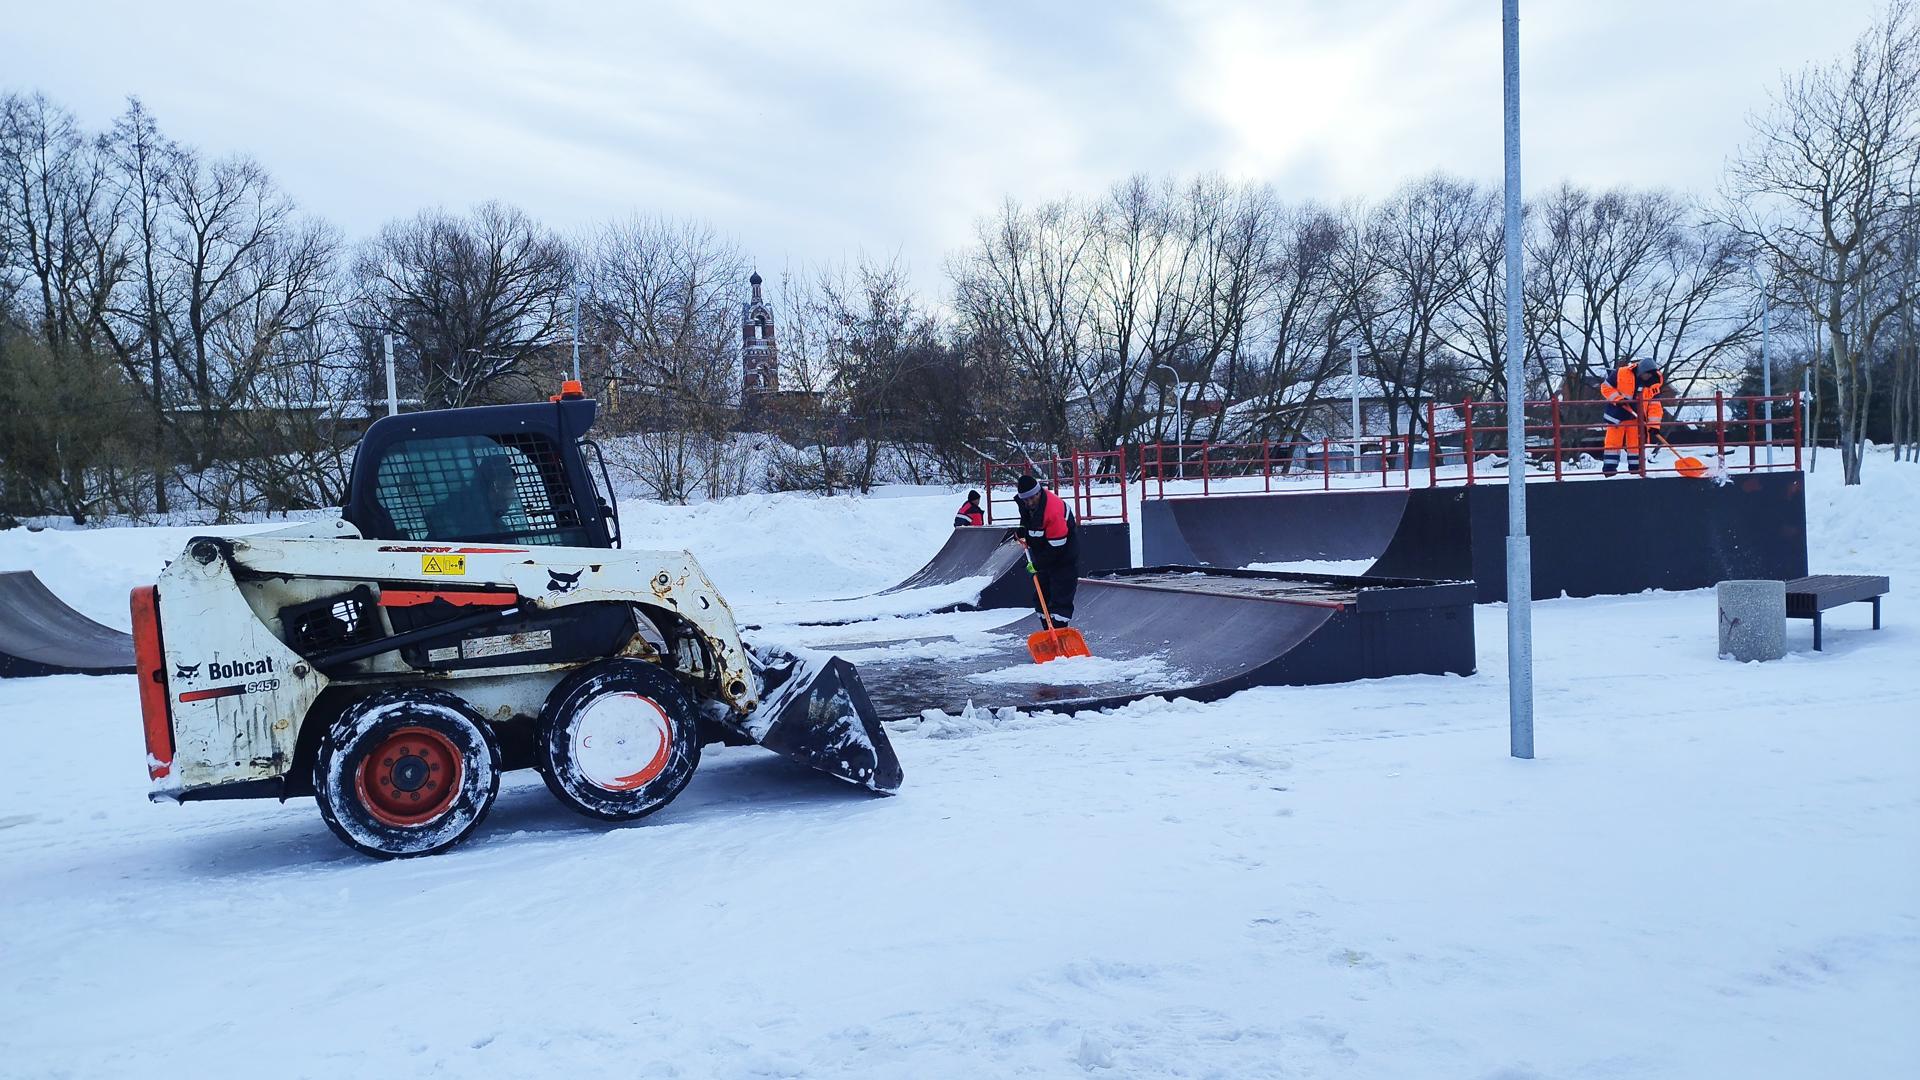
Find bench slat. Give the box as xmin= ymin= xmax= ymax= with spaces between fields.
xmin=1783 ymin=575 xmax=1890 ymax=616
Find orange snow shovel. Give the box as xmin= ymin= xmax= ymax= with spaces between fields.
xmin=1021 ymin=543 xmax=1091 ymax=663
xmin=1650 ymin=430 xmax=1708 ymax=479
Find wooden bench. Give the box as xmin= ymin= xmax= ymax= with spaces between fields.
xmin=1784 ymin=575 xmax=1890 ymax=651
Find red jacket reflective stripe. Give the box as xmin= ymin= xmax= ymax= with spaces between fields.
xmin=955 ymin=500 xmax=984 ymax=527
xmin=1040 ymin=490 xmax=1070 ymax=545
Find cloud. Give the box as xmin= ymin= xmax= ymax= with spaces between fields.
xmin=3 ymin=0 xmax=1893 ymax=302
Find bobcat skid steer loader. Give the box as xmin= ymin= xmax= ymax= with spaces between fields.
xmin=128 ymin=386 xmax=900 ymax=858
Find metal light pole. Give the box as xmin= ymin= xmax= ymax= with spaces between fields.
xmin=571 ymin=281 xmax=583 ymax=384
xmin=1350 ymin=346 xmax=1364 ymax=473
xmin=1754 ymin=267 xmax=1773 ymax=465
xmin=383 ymin=333 xmax=399 ymax=417
xmin=1154 ymin=363 xmax=1185 ymax=480
xmin=1503 ymin=0 xmax=1534 ymax=759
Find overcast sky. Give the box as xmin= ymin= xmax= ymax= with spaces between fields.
xmin=7 ymin=0 xmax=1887 ymax=297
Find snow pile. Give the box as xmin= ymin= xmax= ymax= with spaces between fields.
xmin=967 ymin=652 xmax=1182 ymax=687
xmin=0 ymin=452 xmax=1916 ymax=1077
xmin=1246 ymin=557 xmax=1379 ymax=576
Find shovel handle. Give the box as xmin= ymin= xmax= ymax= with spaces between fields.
xmin=1022 ymin=541 xmax=1058 ymax=632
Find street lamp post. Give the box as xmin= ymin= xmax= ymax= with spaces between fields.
xmin=383 ymin=334 xmax=399 ymax=417
xmin=1153 ymin=363 xmax=1185 ymax=480
xmin=1752 ymin=266 xmax=1773 ymax=465
xmin=571 ymin=281 xmax=584 ymax=384
xmin=1503 ymin=0 xmax=1534 ymax=760
xmin=1349 ymin=346 xmax=1363 ymax=473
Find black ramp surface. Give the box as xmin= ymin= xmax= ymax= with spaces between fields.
xmin=827 ymin=568 xmax=1476 ymax=719
xmin=1142 ymin=491 xmax=1411 ymax=568
xmin=795 ymin=522 xmax=1134 ymax=618
xmin=0 ymin=571 xmax=136 ymax=677
xmin=880 ymin=526 xmax=1029 ymax=604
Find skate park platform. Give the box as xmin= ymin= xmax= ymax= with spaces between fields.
xmin=1142 ymin=472 xmax=1809 ymax=603
xmin=0 ymin=571 xmax=136 ymax=678
xmin=805 ymin=567 xmax=1476 ymax=720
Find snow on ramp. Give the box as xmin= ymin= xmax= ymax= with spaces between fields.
xmin=744 ymin=526 xmax=1031 ymax=626
xmin=803 ymin=568 xmax=1475 ymax=720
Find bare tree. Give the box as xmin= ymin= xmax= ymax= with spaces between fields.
xmin=0 ymin=92 xmax=139 ymax=520
xmin=949 ymin=196 xmax=1097 ymax=452
xmin=154 ymin=147 xmax=338 ymax=506
xmin=355 ymin=202 xmax=574 ymax=409
xmin=588 ymin=216 xmax=744 ymax=502
xmin=100 ymin=96 xmax=179 ymax=509
xmin=1338 ymin=174 xmax=1482 ymax=440
xmin=1727 ymin=0 xmax=1920 ymax=483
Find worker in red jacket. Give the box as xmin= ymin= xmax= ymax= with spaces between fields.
xmin=1600 ymin=357 xmax=1665 ymax=476
xmin=953 ymin=490 xmax=985 ymax=527
xmin=1014 ymin=474 xmax=1079 ymax=622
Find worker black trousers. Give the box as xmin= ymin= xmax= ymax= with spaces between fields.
xmin=1034 ymin=561 xmax=1079 ymax=622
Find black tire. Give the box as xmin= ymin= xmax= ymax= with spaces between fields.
xmin=538 ymin=658 xmax=701 ymax=821
xmin=313 ymin=688 xmax=501 ymax=859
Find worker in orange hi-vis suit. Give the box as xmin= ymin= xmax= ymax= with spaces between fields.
xmin=1600 ymin=357 xmax=1665 ymax=476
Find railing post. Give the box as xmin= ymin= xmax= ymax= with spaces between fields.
xmin=1463 ymin=400 xmax=1475 ymax=485
xmin=1201 ymin=442 xmax=1211 ymax=496
xmin=1715 ymin=391 xmax=1726 ymax=470
xmin=1322 ymin=437 xmax=1332 ymax=490
xmin=1793 ymin=394 xmax=1803 ymax=471
xmin=1551 ymin=393 xmax=1563 ymax=481
xmin=1427 ymin=401 xmax=1439 ymax=488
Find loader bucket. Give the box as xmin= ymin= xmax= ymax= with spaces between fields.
xmin=745 ymin=649 xmax=902 ymax=793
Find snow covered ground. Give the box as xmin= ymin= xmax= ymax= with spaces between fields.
xmin=2 ymin=459 xmax=1916 ymax=1078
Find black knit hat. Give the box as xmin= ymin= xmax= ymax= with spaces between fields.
xmin=1015 ymin=474 xmax=1041 ymax=497
xmin=967 ymin=489 xmax=981 ymax=501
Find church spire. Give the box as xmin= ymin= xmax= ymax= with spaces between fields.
xmin=741 ymin=269 xmax=778 ymax=395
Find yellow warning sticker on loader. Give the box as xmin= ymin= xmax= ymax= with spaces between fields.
xmin=421 ymin=554 xmax=466 ymax=576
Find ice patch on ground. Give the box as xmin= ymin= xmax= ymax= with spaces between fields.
xmin=837 ymin=635 xmax=1004 ymax=665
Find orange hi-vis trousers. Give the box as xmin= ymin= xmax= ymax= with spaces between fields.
xmin=1604 ymin=418 xmax=1648 ymax=473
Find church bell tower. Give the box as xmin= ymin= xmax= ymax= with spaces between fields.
xmin=742 ymin=271 xmax=779 ymax=396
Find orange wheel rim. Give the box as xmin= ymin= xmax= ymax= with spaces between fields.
xmin=355 ymin=726 xmax=463 ymax=827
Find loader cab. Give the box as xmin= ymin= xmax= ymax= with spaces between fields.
xmin=343 ymin=394 xmax=620 ymax=549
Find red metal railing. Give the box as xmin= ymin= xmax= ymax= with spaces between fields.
xmin=1138 ymin=435 xmax=1416 ymax=499
xmin=984 ymin=448 xmax=1130 ymax=525
xmin=1425 ymin=392 xmax=1802 ymax=484
xmin=1132 ymin=392 xmax=1803 ymax=500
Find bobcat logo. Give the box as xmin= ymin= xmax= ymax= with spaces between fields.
xmin=174 ymin=662 xmax=202 ymax=680
xmin=547 ymin=568 xmax=583 ymax=594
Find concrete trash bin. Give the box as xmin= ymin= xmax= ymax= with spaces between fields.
xmin=1717 ymin=579 xmax=1787 ymax=661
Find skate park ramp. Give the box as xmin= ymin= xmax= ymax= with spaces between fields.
xmin=803 ymin=567 xmax=1476 ymax=720
xmin=0 ymin=571 xmax=136 ymax=678
xmin=762 ymin=523 xmax=1133 ymax=625
xmin=1142 ymin=473 xmax=1809 ymax=602
xmin=878 ymin=525 xmax=1031 ymax=606
xmin=1141 ymin=489 xmax=1413 ymax=568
